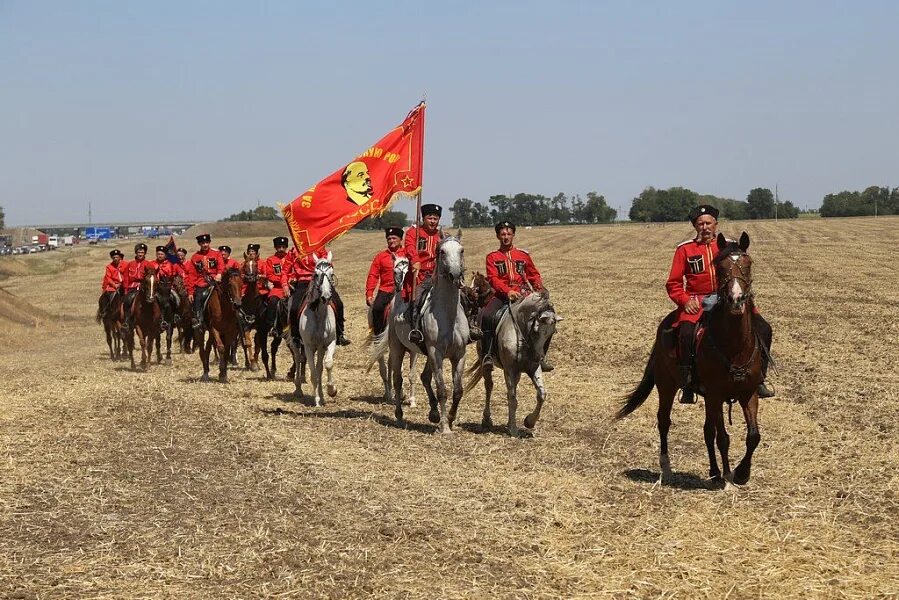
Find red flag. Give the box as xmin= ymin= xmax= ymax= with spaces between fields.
xmin=282 ymin=102 xmax=425 ymax=257
xmin=163 ymin=235 xmax=179 ymax=264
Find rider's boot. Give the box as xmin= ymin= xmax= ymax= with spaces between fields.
xmin=408 ymin=304 xmax=423 ymax=344
xmin=336 ymin=319 xmax=351 ymax=346
xmin=480 ymin=326 xmax=495 ymax=370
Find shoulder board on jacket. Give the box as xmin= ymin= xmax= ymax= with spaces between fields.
xmin=676 ymin=239 xmax=695 ymax=248
xmin=518 ymin=248 xmax=530 ymax=255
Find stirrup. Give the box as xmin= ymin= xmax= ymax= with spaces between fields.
xmin=409 ymin=329 xmax=423 ymax=344
xmin=468 ymin=326 xmax=482 ymax=342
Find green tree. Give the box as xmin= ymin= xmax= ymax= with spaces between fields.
xmin=861 ymin=186 xmax=891 ymax=216
xmin=778 ymin=200 xmax=800 ymax=219
xmin=746 ymin=188 xmax=775 ymax=219
xmin=629 ymin=187 xmax=698 ymax=222
xmin=451 ymin=198 xmax=477 ymax=228
xmin=820 ymin=191 xmax=861 ymax=217
xmin=550 ymin=193 xmax=571 ymax=224
xmin=355 ymin=209 xmax=408 ymax=230
xmin=583 ymin=192 xmax=617 ymax=223
xmin=221 ymin=205 xmax=280 ymax=222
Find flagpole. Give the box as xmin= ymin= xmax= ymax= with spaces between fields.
xmin=410 ymin=101 xmax=425 ymax=303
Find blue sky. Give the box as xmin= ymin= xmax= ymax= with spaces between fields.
xmin=2 ymin=1 xmax=897 ymax=226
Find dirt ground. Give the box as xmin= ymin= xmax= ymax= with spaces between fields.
xmin=1 ymin=217 xmax=897 ymax=599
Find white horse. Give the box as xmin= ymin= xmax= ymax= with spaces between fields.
xmin=288 ymin=252 xmax=338 ymax=406
xmin=367 ymin=254 xmax=418 ymax=406
xmin=369 ymin=232 xmax=468 ymax=434
xmin=466 ymin=290 xmax=561 ymax=436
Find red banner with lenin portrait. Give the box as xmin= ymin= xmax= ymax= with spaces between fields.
xmin=281 ymin=102 xmax=425 ymax=258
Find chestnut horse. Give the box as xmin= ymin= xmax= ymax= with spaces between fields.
xmin=197 ymin=267 xmax=242 ymax=382
xmin=616 ymin=233 xmax=764 ymax=488
xmin=125 ymin=267 xmax=163 ymax=370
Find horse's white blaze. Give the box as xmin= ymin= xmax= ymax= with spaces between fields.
xmin=729 ymin=278 xmax=742 ymax=302
xmin=439 ymin=239 xmax=464 ymax=280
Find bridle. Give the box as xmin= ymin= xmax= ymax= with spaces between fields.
xmin=308 ymin=261 xmax=336 ymax=309
xmin=241 ymin=259 xmax=258 ymax=284
xmin=393 ymin=257 xmax=410 ymax=291
xmin=716 ymin=251 xmax=754 ymax=311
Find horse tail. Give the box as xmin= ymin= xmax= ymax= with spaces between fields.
xmin=615 ymin=343 xmax=657 ymax=420
xmin=364 ymin=326 xmax=390 ymax=374
xmin=464 ymin=357 xmax=484 ymax=394
xmin=96 ymin=306 xmax=103 ymax=324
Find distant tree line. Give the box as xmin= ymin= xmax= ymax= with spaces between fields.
xmin=356 ymin=209 xmax=409 ymax=230
xmin=0 ymin=206 xmax=5 ymax=230
xmin=820 ymin=186 xmax=899 ymax=217
xmin=221 ymin=205 xmax=281 ymax=222
xmin=451 ymin=193 xmax=616 ymax=228
xmin=629 ymin=187 xmax=799 ymax=222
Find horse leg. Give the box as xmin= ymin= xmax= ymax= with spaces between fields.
xmin=504 ymin=368 xmax=522 ymax=437
xmin=405 ymin=353 xmax=417 ymax=408
xmin=155 ymin=331 xmax=162 ymax=364
xmin=312 ymin=347 xmax=326 ymax=407
xmin=105 ymin=324 xmax=115 ymax=360
xmin=291 ymin=340 xmax=304 ymax=398
xmin=482 ymin=364 xmax=494 ymax=431
xmin=212 ymin=330 xmax=228 ymax=383
xmin=448 ymin=354 xmax=465 ymax=429
xmin=198 ymin=330 xmax=211 ymax=382
xmin=270 ymin=336 xmax=280 ymax=379
xmin=523 ymin=368 xmax=547 ymax=431
xmin=325 ymin=340 xmax=337 ymax=399
xmin=165 ymin=326 xmax=173 ymax=365
xmin=703 ymin=397 xmax=722 ymax=481
xmin=389 ymin=340 xmax=406 ymax=423
xmin=431 ymin=352 xmax=451 ymax=435
xmin=657 ymin=372 xmax=677 ymax=484
xmin=136 ymin=326 xmax=149 ymax=371
xmin=420 ymin=362 xmax=439 ymax=424
xmin=378 ymin=355 xmax=390 ymax=404
xmin=733 ymin=394 xmax=761 ymax=485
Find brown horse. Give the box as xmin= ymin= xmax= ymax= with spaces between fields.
xmin=197 ymin=267 xmax=242 ymax=382
xmin=124 ymin=267 xmax=163 ymax=370
xmin=97 ymin=291 xmax=124 ymax=360
xmin=616 ymin=232 xmax=764 ymax=488
xmin=238 ymin=258 xmax=266 ymax=372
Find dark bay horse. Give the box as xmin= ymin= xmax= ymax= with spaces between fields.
xmin=97 ymin=291 xmax=124 ymax=360
xmin=197 ymin=267 xmax=242 ymax=382
xmin=238 ymin=258 xmax=266 ymax=372
xmin=156 ymin=274 xmax=177 ymax=365
xmin=616 ymin=233 xmax=764 ymax=488
xmin=125 ymin=267 xmax=163 ymax=370
xmin=173 ymin=275 xmax=195 ymax=354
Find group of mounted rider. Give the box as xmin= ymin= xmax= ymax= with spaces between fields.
xmin=96 ymin=201 xmax=775 ymax=437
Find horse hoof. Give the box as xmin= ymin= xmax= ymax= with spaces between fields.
xmin=327 ymin=385 xmax=338 ymax=397
xmin=508 ymin=426 xmax=519 ymax=437
xmin=438 ymin=425 xmax=454 ymax=435
xmin=395 ymin=408 xmax=404 ymax=423
xmin=200 ymin=374 xmax=210 ymax=383
xmin=523 ymin=413 xmax=538 ymax=429
xmin=733 ymin=464 xmax=751 ymax=486
xmin=219 ymin=377 xmax=228 ymax=384
xmin=481 ymin=417 xmax=492 ymax=431
xmin=427 ymin=409 xmax=440 ymax=424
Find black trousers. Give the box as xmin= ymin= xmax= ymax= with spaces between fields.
xmin=371 ymin=290 xmax=392 ymax=335
xmin=287 ymin=282 xmax=346 ymax=338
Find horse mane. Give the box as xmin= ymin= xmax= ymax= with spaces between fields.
xmin=173 ymin=275 xmax=187 ymax=297
xmin=511 ymin=290 xmax=553 ymax=338
xmin=713 ymin=242 xmax=744 ymax=265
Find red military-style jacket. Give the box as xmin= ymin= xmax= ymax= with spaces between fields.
xmin=152 ymin=259 xmax=180 ymax=280
xmin=185 ymin=249 xmax=224 ymax=295
xmin=281 ymin=248 xmax=317 ymax=286
xmin=262 ymin=252 xmax=288 ymax=299
xmin=404 ymin=226 xmax=440 ymax=284
xmin=102 ymin=261 xmax=125 ymax=293
xmin=366 ymin=248 xmax=408 ymax=298
xmin=222 ymin=257 xmax=241 ymax=272
xmin=485 ymin=247 xmax=543 ymax=301
xmin=123 ymin=257 xmax=151 ymax=291
xmin=666 ymin=237 xmax=722 ymax=325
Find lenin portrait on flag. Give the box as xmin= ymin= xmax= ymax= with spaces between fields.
xmin=342 ymin=161 xmax=373 ymax=206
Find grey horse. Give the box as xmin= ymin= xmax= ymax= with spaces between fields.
xmin=369 ymin=231 xmax=468 ymax=434
xmin=466 ymin=290 xmax=561 ymax=436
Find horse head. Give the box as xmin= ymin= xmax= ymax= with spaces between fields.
xmin=142 ymin=266 xmax=158 ymax=303
xmin=392 ymin=255 xmax=410 ymax=291
xmin=715 ymin=232 xmax=753 ymax=315
xmin=436 ymin=233 xmax=465 ymax=287
xmin=241 ymin=258 xmax=258 ymax=285
xmin=309 ymin=252 xmax=336 ymax=308
xmin=512 ymin=290 xmax=561 ymax=361
xmin=224 ymin=267 xmax=243 ymax=307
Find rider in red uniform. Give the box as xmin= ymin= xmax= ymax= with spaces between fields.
xmin=152 ymin=245 xmax=180 ymax=279
xmin=405 ymin=203 xmax=442 ymax=343
xmin=185 ymin=233 xmax=224 ymax=331
xmin=122 ymin=243 xmax=151 ymax=331
xmin=366 ymin=226 xmax=408 ymax=335
xmin=218 ymin=245 xmax=241 ymax=272
xmin=666 ymin=205 xmax=774 ymax=403
xmin=480 ymin=220 xmax=553 ymax=371
xmin=98 ymin=249 xmax=125 ymax=320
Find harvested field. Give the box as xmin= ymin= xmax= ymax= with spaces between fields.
xmin=1 ymin=217 xmax=897 ymax=599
